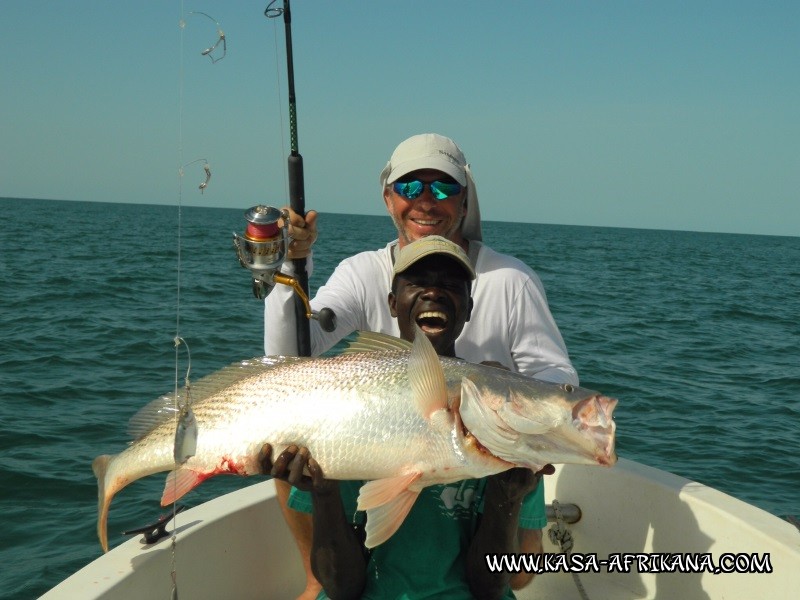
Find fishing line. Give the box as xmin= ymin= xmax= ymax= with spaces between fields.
xmin=170 ymin=5 xmax=226 ymax=597
xmin=170 ymin=5 xmax=187 ymax=596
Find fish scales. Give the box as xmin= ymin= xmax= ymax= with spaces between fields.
xmin=200 ymin=352 xmax=464 ymax=478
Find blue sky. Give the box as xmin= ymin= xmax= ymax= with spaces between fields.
xmin=2 ymin=1 xmax=798 ymax=236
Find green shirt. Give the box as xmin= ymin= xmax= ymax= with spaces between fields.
xmin=288 ymin=478 xmax=546 ymax=599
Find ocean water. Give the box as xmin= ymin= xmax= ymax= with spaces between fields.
xmin=1 ymin=197 xmax=798 ymax=599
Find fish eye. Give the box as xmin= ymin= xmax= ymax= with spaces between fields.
xmin=561 ymin=384 xmax=575 ymax=393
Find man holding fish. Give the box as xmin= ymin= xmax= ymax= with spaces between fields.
xmin=262 ymin=236 xmax=556 ymax=599
xmin=91 ymin=281 xmax=616 ymax=559
xmin=265 ymin=134 xmax=579 ymax=598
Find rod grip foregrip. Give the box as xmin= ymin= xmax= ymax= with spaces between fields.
xmin=288 ymin=153 xmax=305 ymax=218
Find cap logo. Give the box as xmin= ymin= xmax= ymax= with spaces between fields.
xmin=437 ymin=149 xmax=460 ymax=163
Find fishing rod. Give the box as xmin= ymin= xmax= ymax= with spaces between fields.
xmin=277 ymin=0 xmax=311 ymax=357
xmin=234 ymin=0 xmax=336 ymax=349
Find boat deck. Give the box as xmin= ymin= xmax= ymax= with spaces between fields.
xmin=43 ymin=459 xmax=800 ymax=599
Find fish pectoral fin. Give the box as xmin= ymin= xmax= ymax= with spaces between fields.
xmin=363 ymin=489 xmax=420 ymax=548
xmin=357 ymin=472 xmax=422 ymax=511
xmin=161 ymin=467 xmax=205 ymax=506
xmin=357 ymin=474 xmax=422 ymax=546
xmin=409 ymin=324 xmax=448 ymax=418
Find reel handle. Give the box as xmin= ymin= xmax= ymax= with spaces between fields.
xmin=272 ymin=273 xmax=337 ymax=333
xmin=313 ymin=307 xmax=337 ymax=333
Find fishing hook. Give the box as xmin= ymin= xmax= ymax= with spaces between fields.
xmin=179 ymin=159 xmax=212 ymax=194
xmin=188 ymin=11 xmax=226 ymax=63
xmin=173 ymin=336 xmax=192 ymax=391
xmin=173 ymin=337 xmax=197 ymax=465
xmin=199 ymin=164 xmax=211 ymax=194
xmin=264 ymin=0 xmax=283 ymax=18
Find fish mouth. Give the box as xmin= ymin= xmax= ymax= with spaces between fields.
xmin=415 ymin=310 xmax=449 ymax=334
xmin=572 ymin=394 xmax=618 ymax=466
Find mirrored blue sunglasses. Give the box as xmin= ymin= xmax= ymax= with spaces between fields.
xmin=391 ymin=179 xmax=463 ymax=201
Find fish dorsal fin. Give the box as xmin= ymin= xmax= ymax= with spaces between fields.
xmin=127 ymin=394 xmax=180 ymax=441
xmin=408 ymin=324 xmax=448 ymax=418
xmin=342 ymin=330 xmax=413 ymax=354
xmin=127 ymin=356 xmax=301 ymax=440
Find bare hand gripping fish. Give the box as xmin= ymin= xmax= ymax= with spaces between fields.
xmin=93 ymin=329 xmax=617 ymax=552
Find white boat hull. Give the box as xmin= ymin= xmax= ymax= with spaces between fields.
xmin=43 ymin=458 xmax=800 ymax=599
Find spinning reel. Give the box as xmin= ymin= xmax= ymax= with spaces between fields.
xmin=233 ymin=205 xmax=336 ymax=332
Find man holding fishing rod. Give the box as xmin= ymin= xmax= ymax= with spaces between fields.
xmin=264 ymin=133 xmax=577 ymax=598
xmin=262 ymin=236 xmax=553 ymax=599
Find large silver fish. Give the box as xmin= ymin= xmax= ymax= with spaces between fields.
xmin=93 ymin=330 xmax=617 ymax=552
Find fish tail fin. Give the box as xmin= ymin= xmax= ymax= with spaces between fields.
xmin=92 ymin=454 xmax=114 ymax=553
xmin=161 ymin=466 xmax=205 ymax=506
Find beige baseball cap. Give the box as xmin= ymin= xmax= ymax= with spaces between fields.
xmin=393 ymin=236 xmax=476 ymax=280
xmin=380 ymin=133 xmax=468 ymax=186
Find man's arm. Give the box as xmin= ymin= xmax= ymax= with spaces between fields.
xmin=308 ymin=475 xmax=367 ymax=599
xmin=263 ymin=209 xmax=317 ymax=356
xmin=261 ymin=445 xmax=366 ymax=600
xmin=511 ymin=276 xmax=579 ymax=385
xmin=264 ymin=241 xmax=373 ymax=357
xmin=273 ymin=479 xmax=321 ymax=600
xmin=509 ymin=528 xmax=545 ymax=590
xmin=465 ymin=466 xmax=554 ymax=599
xmin=263 ymin=209 xmax=318 ymax=356
xmin=261 ymin=209 xmax=325 ymax=596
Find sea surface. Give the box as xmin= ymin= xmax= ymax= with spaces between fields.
xmin=1 ymin=197 xmax=798 ymax=599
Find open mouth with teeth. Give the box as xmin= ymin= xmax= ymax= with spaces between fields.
xmin=415 ymin=311 xmax=449 ymax=334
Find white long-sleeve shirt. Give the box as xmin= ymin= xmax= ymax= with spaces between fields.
xmin=264 ymin=241 xmax=578 ymax=385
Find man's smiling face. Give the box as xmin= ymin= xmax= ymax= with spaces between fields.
xmin=383 ymin=169 xmax=467 ymax=248
xmin=389 ymin=254 xmax=473 ymax=356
